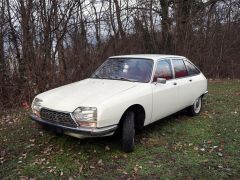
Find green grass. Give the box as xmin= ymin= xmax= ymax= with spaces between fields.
xmin=1 ymin=80 xmax=240 ymax=179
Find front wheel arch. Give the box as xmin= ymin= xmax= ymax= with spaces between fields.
xmin=121 ymin=104 xmax=146 ymax=131
xmin=114 ymin=104 xmax=146 ymax=137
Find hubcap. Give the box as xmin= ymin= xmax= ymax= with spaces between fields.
xmin=194 ymin=97 xmax=201 ymax=113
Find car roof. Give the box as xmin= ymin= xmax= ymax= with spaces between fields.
xmin=109 ymin=54 xmax=186 ymax=61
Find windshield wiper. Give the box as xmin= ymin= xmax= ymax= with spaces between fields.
xmin=118 ymin=77 xmax=139 ymax=82
xmin=92 ymin=73 xmax=102 ymax=79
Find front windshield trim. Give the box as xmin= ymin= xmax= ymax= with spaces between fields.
xmin=90 ymin=58 xmax=154 ymax=83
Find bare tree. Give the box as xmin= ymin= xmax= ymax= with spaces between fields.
xmin=0 ymin=0 xmax=239 ymax=109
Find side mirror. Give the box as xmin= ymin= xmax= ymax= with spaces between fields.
xmin=157 ymin=78 xmax=166 ymax=84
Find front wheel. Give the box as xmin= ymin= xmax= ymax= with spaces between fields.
xmin=188 ymin=96 xmax=202 ymax=116
xmin=121 ymin=111 xmax=135 ymax=153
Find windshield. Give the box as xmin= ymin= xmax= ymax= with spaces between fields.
xmin=91 ymin=58 xmax=154 ymax=83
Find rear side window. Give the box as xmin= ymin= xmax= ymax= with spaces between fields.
xmin=154 ymin=60 xmax=173 ymax=81
xmin=172 ymin=59 xmax=188 ymax=78
xmin=184 ymin=60 xmax=200 ymax=76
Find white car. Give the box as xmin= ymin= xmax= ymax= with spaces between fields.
xmin=31 ymin=54 xmax=208 ymax=152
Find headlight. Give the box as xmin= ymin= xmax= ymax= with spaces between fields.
xmin=32 ymin=98 xmax=43 ymax=116
xmin=73 ymin=107 xmax=97 ymax=127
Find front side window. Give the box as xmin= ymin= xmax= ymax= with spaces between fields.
xmin=153 ymin=60 xmax=173 ymax=81
xmin=184 ymin=60 xmax=200 ymax=76
xmin=91 ymin=58 xmax=153 ymax=83
xmin=172 ymin=59 xmax=188 ymax=78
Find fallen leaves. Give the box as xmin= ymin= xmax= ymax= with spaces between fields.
xmin=217 ymin=165 xmax=231 ymax=172
xmin=79 ymin=165 xmax=83 ymax=173
xmin=0 ymin=157 xmax=5 ymax=164
xmin=230 ymin=111 xmax=238 ymax=115
xmin=47 ymin=166 xmax=57 ymax=173
xmin=90 ymin=165 xmax=95 ymax=169
xmin=19 ymin=176 xmax=35 ymax=180
xmin=29 ymin=138 xmax=35 ymax=143
xmin=191 ymin=139 xmax=226 ymax=159
xmin=97 ymin=159 xmax=103 ymax=166
xmin=194 ymin=146 xmax=199 ymax=151
xmin=202 ymin=111 xmax=214 ymax=119
xmin=26 ymin=144 xmax=35 ymax=148
xmin=105 ymin=145 xmax=110 ymax=151
xmin=33 ymin=157 xmax=49 ymax=166
xmin=42 ymin=145 xmax=54 ymax=156
xmin=0 ymin=150 xmax=6 ymax=157
xmin=22 ymin=101 xmax=30 ymax=109
xmin=207 ymin=140 xmax=212 ymax=144
xmin=0 ymin=110 xmax=31 ymax=130
xmin=39 ymin=131 xmax=44 ymax=136
xmin=133 ymin=164 xmax=143 ymax=174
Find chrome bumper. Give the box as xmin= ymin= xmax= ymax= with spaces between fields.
xmin=30 ymin=114 xmax=118 ymax=137
xmin=203 ymin=90 xmax=208 ymax=97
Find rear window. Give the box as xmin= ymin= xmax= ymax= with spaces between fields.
xmin=172 ymin=59 xmax=188 ymax=78
xmin=184 ymin=60 xmax=200 ymax=76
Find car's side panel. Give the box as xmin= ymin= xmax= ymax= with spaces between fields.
xmin=97 ymin=83 xmax=153 ymax=128
xmin=171 ymin=59 xmax=207 ymax=109
xmin=182 ymin=59 xmax=207 ymax=106
xmin=186 ymin=73 xmax=207 ymax=105
xmin=151 ymin=80 xmax=182 ymax=122
xmin=151 ymin=58 xmax=207 ymax=123
xmin=180 ymin=73 xmax=207 ymax=106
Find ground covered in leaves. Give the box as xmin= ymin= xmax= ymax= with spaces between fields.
xmin=0 ymin=80 xmax=240 ymax=179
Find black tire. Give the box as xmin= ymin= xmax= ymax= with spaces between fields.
xmin=121 ymin=111 xmax=135 ymax=153
xmin=188 ymin=96 xmax=202 ymax=116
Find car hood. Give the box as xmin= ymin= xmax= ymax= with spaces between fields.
xmin=36 ymin=78 xmax=138 ymax=112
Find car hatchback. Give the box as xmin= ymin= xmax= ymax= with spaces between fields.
xmin=31 ymin=54 xmax=208 ymax=152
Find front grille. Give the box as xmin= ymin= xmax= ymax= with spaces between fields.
xmin=40 ymin=108 xmax=77 ymax=127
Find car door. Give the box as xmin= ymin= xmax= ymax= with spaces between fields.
xmin=151 ymin=59 xmax=180 ymax=122
xmin=171 ymin=58 xmax=193 ymax=109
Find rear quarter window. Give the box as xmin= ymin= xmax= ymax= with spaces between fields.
xmin=184 ymin=60 xmax=200 ymax=76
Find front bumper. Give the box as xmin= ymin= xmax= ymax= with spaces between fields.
xmin=30 ymin=114 xmax=118 ymax=137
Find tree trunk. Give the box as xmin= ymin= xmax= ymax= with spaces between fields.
xmin=6 ymin=0 xmax=21 ymax=74
xmin=53 ymin=0 xmax=67 ymax=80
xmin=0 ymin=2 xmax=5 ymax=77
xmin=160 ymin=0 xmax=172 ymax=53
xmin=175 ymin=0 xmax=191 ymax=50
xmin=19 ymin=0 xmax=34 ymax=82
xmin=0 ymin=27 xmax=5 ymax=83
xmin=113 ymin=0 xmax=126 ymax=39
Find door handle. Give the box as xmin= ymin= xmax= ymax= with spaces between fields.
xmin=189 ymin=79 xmax=192 ymax=82
xmin=173 ymin=82 xmax=177 ymax=85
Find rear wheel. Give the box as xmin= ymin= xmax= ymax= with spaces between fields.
xmin=121 ymin=111 xmax=135 ymax=153
xmin=188 ymin=96 xmax=202 ymax=116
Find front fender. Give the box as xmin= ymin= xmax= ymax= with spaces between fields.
xmin=97 ymin=83 xmax=153 ymax=127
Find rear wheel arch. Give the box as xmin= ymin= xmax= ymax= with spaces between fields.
xmin=188 ymin=96 xmax=202 ymax=116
